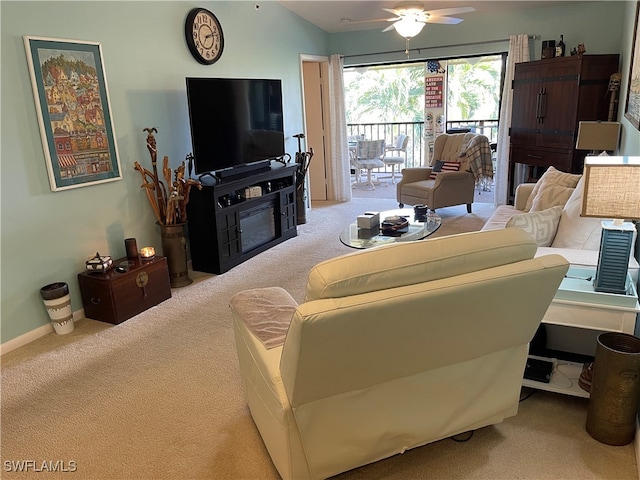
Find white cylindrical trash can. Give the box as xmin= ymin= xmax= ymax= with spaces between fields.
xmin=39 ymin=282 xmax=74 ymax=335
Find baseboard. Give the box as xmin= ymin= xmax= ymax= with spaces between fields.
xmin=0 ymin=308 xmax=84 ymax=356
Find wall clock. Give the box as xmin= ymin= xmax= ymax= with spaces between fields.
xmin=184 ymin=8 xmax=224 ymax=65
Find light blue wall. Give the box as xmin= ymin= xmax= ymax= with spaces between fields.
xmin=0 ymin=1 xmax=328 ymax=343
xmin=2 ymin=1 xmax=639 ymax=345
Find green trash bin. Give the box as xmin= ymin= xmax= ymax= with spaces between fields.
xmin=586 ymin=332 xmax=640 ymax=445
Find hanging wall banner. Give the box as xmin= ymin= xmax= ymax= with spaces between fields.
xmin=424 ymin=61 xmax=446 ymax=164
xmin=425 ymin=76 xmax=444 ymax=109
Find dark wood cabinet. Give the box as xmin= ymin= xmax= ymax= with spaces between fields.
xmin=508 ymin=54 xmax=620 ymax=197
xmin=187 ymin=163 xmax=297 ymax=274
xmin=78 ymin=256 xmax=172 ymax=324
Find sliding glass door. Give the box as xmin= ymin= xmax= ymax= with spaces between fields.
xmin=344 ymin=54 xmax=505 ymax=169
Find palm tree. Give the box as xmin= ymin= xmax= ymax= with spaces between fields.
xmin=345 ymin=58 xmax=502 ymax=123
xmin=446 ymin=60 xmax=501 ymax=120
xmin=345 ymin=64 xmax=425 ymax=123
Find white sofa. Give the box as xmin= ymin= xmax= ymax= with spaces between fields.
xmin=229 ymin=228 xmax=568 ymax=480
xmin=482 ymin=168 xmax=639 ymax=283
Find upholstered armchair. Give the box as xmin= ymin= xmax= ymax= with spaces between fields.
xmin=396 ymin=132 xmax=492 ymax=213
xmin=229 ymin=228 xmax=569 ymax=480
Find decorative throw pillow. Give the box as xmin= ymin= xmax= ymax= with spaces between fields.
xmin=506 ymin=205 xmax=563 ymax=247
xmin=552 ymin=176 xmax=603 ymax=250
xmin=429 ymin=160 xmax=460 ymax=179
xmin=524 ymin=166 xmax=582 ymax=212
xmin=529 ymin=184 xmax=575 ymax=212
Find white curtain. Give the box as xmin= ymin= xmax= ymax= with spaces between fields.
xmin=327 ymin=54 xmax=352 ymax=201
xmin=495 ymin=34 xmax=530 ymax=206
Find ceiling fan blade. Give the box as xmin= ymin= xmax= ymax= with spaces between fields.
xmin=343 ymin=16 xmax=398 ymax=25
xmin=382 ymin=8 xmax=402 ymax=15
xmin=362 ymin=5 xmax=475 ymax=29
xmin=424 ymin=15 xmax=464 ymax=25
xmin=423 ymin=6 xmax=476 ymax=17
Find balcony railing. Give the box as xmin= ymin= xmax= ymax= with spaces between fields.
xmin=347 ymin=119 xmax=498 ymax=169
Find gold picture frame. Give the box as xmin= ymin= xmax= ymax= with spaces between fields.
xmin=624 ymin=2 xmax=640 ymax=130
xmin=23 ymin=36 xmax=122 ymax=191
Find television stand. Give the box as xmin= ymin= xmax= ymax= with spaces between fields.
xmin=187 ymin=163 xmax=297 ymax=274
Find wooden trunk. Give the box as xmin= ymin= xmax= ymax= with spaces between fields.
xmin=77 ymin=256 xmax=172 ymax=324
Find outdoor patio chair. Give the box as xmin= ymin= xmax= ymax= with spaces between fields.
xmin=383 ymin=134 xmax=409 ymax=183
xmin=352 ymin=139 xmax=386 ymax=189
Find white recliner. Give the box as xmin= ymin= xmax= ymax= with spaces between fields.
xmin=229 ymin=228 xmax=569 ymax=480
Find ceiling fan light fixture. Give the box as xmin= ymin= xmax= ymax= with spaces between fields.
xmin=393 ymin=17 xmax=425 ymax=38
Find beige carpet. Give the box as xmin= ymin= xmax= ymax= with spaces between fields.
xmin=1 ymin=198 xmax=636 ymax=480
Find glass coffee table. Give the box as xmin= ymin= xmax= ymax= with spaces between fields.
xmin=339 ymin=208 xmax=441 ymax=249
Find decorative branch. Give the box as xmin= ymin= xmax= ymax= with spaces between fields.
xmin=144 ymin=127 xmax=166 ymax=221
xmin=133 ymin=161 xmax=162 ymax=223
xmin=135 ymin=129 xmax=202 ymax=225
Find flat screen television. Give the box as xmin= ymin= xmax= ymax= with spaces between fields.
xmin=185 ymin=77 xmax=285 ymax=179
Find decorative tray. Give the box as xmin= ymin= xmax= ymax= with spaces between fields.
xmin=381 ymin=215 xmax=409 ymax=235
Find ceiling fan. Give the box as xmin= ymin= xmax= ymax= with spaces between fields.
xmin=345 ymin=3 xmax=476 ymax=55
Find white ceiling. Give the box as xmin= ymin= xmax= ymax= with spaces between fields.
xmin=278 ymin=1 xmax=581 ymax=33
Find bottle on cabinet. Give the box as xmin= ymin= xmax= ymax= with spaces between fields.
xmin=556 ymin=35 xmax=566 ymax=57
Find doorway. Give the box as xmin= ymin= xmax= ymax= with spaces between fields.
xmin=300 ymin=55 xmax=330 ymax=201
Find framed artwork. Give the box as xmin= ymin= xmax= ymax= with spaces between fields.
xmin=624 ymin=2 xmax=640 ymax=130
xmin=23 ymin=36 xmax=122 ymax=191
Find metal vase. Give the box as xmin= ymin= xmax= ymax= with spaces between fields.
xmin=158 ymin=222 xmax=193 ymax=288
xmin=586 ymin=332 xmax=640 ymax=445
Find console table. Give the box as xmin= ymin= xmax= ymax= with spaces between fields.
xmin=523 ymin=266 xmax=640 ymax=398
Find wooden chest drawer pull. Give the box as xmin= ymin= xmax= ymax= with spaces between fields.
xmin=136 ymin=272 xmax=149 ymax=287
xmin=136 ymin=272 xmax=149 ymax=299
xmin=90 ymin=297 xmax=102 ymax=305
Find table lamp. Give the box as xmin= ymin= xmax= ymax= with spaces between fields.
xmin=575 ymin=121 xmax=621 ymax=155
xmin=581 ymin=156 xmax=640 ymax=294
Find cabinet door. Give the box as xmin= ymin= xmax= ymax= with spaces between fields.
xmin=216 ymin=209 xmax=241 ymax=261
xmin=510 ymin=62 xmax=541 ymax=147
xmin=537 ymin=62 xmax=579 ymax=150
xmin=280 ymin=187 xmax=296 ymax=235
xmin=511 ymin=60 xmax=579 ymax=150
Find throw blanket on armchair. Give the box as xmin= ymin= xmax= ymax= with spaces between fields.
xmin=462 ymin=135 xmax=493 ymax=182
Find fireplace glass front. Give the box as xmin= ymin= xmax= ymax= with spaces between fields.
xmin=240 ymin=202 xmax=276 ymax=253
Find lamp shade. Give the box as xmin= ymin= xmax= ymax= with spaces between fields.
xmin=575 ymin=121 xmax=621 ymax=152
xmin=581 ymin=156 xmax=640 ymax=220
xmin=393 ymin=18 xmax=425 ymax=38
